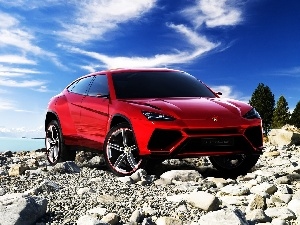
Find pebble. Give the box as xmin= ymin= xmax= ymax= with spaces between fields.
xmin=0 ymin=133 xmax=300 ymax=225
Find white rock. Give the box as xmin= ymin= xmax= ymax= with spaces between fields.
xmin=156 ymin=217 xmax=183 ymax=225
xmin=271 ymin=218 xmax=287 ymax=225
xmin=166 ymin=191 xmax=219 ymax=211
xmin=117 ymin=176 xmax=133 ymax=184
xmin=198 ymin=208 xmax=248 ymax=225
xmin=219 ymin=184 xmax=249 ymax=196
xmin=101 ymin=213 xmax=119 ymax=225
xmin=271 ymin=193 xmax=292 ymax=204
xmin=130 ymin=168 xmax=147 ymax=182
xmin=87 ymin=207 xmax=107 ymax=216
xmin=250 ymin=182 xmax=277 ymax=195
xmin=77 ymin=187 xmax=95 ymax=196
xmin=130 ymin=209 xmax=143 ymax=223
xmin=53 ymin=161 xmax=80 ymax=173
xmin=245 ymin=209 xmax=271 ymax=223
xmin=287 ymin=199 xmax=300 ymax=217
xmin=0 ymin=193 xmax=47 ymax=225
xmin=160 ymin=170 xmax=202 ymax=184
xmin=268 ymin=128 xmax=300 ymax=146
xmin=264 ymin=207 xmax=296 ymax=220
xmin=76 ymin=215 xmax=107 ymax=225
xmin=8 ymin=164 xmax=28 ymax=176
xmin=220 ymin=196 xmax=248 ymax=207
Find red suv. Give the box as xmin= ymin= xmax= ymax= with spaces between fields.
xmin=45 ymin=68 xmax=263 ymax=176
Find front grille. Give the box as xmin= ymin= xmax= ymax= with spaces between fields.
xmin=183 ymin=128 xmax=239 ymax=135
xmin=148 ymin=129 xmax=182 ymax=150
xmin=244 ymin=126 xmax=263 ymax=148
xmin=177 ymin=136 xmax=254 ymax=153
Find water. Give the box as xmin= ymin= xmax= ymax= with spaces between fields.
xmin=0 ymin=137 xmax=45 ymax=152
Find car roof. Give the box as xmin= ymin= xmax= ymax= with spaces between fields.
xmin=78 ymin=68 xmax=182 ymax=79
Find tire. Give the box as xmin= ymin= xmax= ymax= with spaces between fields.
xmin=103 ymin=123 xmax=144 ymax=176
xmin=45 ymin=120 xmax=76 ymax=165
xmin=209 ymin=154 xmax=260 ymax=176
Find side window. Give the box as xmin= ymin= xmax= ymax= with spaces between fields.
xmin=69 ymin=76 xmax=94 ymax=95
xmin=87 ymin=75 xmax=109 ymax=97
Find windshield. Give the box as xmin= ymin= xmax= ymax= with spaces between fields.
xmin=112 ymin=71 xmax=216 ymax=99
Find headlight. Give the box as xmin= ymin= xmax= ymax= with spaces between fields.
xmin=243 ymin=108 xmax=261 ymax=119
xmin=142 ymin=111 xmax=175 ymax=121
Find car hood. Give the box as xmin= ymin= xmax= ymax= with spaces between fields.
xmin=123 ymin=98 xmax=252 ymax=120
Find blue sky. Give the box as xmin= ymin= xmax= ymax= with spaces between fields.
xmin=0 ymin=0 xmax=299 ymax=138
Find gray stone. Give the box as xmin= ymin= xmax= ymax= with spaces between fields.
xmin=160 ymin=170 xmax=202 ymax=184
xmin=76 ymin=215 xmax=107 ymax=225
xmin=101 ymin=213 xmax=119 ymax=225
xmin=198 ymin=208 xmax=248 ymax=225
xmin=156 ymin=217 xmax=183 ymax=225
xmin=287 ymin=199 xmax=300 ymax=217
xmin=53 ymin=161 xmax=80 ymax=173
xmin=142 ymin=218 xmax=155 ymax=225
xmin=245 ymin=209 xmax=271 ymax=223
xmin=25 ymin=179 xmax=61 ymax=195
xmin=275 ymin=176 xmax=291 ymax=184
xmin=264 ymin=207 xmax=296 ymax=220
xmin=117 ymin=176 xmax=133 ymax=184
xmin=88 ymin=155 xmax=105 ymax=167
xmin=4 ymin=151 xmax=13 ymax=157
xmin=0 ymin=193 xmax=47 ymax=225
xmin=0 ymin=188 xmax=5 ymax=196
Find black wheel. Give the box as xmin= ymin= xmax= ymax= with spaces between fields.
xmin=209 ymin=154 xmax=260 ymax=176
xmin=104 ymin=123 xmax=144 ymax=176
xmin=45 ymin=120 xmax=76 ymax=165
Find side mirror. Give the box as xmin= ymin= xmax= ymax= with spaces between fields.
xmin=216 ymin=92 xmax=222 ymax=96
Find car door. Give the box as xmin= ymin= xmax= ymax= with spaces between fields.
xmin=65 ymin=76 xmax=94 ymax=134
xmin=79 ymin=74 xmax=110 ymax=149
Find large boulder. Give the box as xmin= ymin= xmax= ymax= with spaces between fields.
xmin=268 ymin=125 xmax=300 ymax=146
xmin=0 ymin=193 xmax=47 ymax=225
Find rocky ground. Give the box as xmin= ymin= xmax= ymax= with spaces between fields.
xmin=0 ymin=142 xmax=300 ymax=225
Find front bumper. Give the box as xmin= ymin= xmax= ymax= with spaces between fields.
xmin=132 ymin=118 xmax=263 ymax=158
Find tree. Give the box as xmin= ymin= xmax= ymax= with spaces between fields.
xmin=249 ymin=83 xmax=275 ymax=134
xmin=290 ymin=101 xmax=300 ymax=128
xmin=272 ymin=95 xmax=290 ymax=128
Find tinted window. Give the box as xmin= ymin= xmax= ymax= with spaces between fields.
xmin=87 ymin=75 xmax=109 ymax=96
xmin=69 ymin=76 xmax=94 ymax=95
xmin=112 ymin=71 xmax=216 ymax=99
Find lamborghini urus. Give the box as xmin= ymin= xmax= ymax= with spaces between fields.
xmin=45 ymin=68 xmax=263 ymax=176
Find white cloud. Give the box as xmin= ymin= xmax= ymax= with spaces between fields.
xmin=0 ymin=55 xmax=36 ymax=65
xmin=210 ymin=85 xmax=249 ymax=102
xmin=58 ymin=0 xmax=156 ymax=43
xmin=0 ymin=66 xmax=40 ymax=77
xmin=183 ymin=0 xmax=242 ymax=28
xmin=0 ymin=12 xmax=62 ymax=68
xmin=0 ymin=78 xmax=45 ymax=87
xmin=0 ymin=0 xmax=62 ymax=9
xmin=0 ymin=98 xmax=15 ymax=110
xmin=63 ymin=24 xmax=218 ymax=68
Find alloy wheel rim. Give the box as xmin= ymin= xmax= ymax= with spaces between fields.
xmin=213 ymin=154 xmax=246 ymax=169
xmin=106 ymin=127 xmax=142 ymax=174
xmin=46 ymin=124 xmax=60 ymax=163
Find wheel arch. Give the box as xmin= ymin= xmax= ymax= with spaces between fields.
xmin=109 ymin=114 xmax=132 ymax=129
xmin=45 ymin=111 xmax=60 ymax=131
